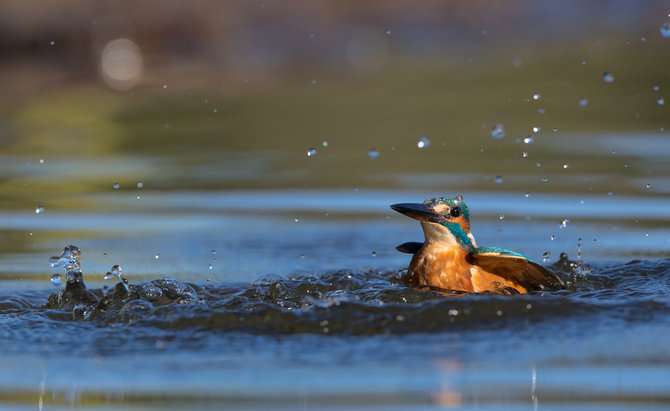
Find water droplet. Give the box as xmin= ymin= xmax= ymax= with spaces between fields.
xmin=213 ymin=108 xmax=218 ymax=113
xmin=550 ymin=235 xmax=556 ymax=240
xmin=537 ymin=108 xmax=545 ymax=114
xmin=645 ymin=183 xmax=651 ymax=189
xmin=35 ymin=205 xmax=44 ymax=214
xmin=658 ymin=97 xmax=665 ymax=106
xmin=512 ymin=57 xmax=522 ymax=67
xmin=368 ymin=148 xmax=379 ymax=159
xmin=307 ymin=148 xmax=317 ymax=157
xmin=299 ymin=254 xmax=305 ymax=259
xmin=603 ymin=72 xmax=614 ymax=83
xmin=322 ymin=141 xmax=328 ymax=147
xmin=50 ymin=274 xmax=62 ymax=286
xmin=309 ymin=32 xmax=316 ymax=38
xmin=49 ymin=41 xmax=55 ymax=46
xmin=137 ymin=182 xmax=144 ymax=189
xmin=542 ymin=251 xmax=551 ymax=263
xmin=491 ymin=124 xmax=505 ymax=139
xmin=154 ymin=253 xmax=160 ymax=260
xmin=523 ymin=136 xmax=534 ymax=144
xmin=113 ymin=182 xmax=120 ymax=189
xmin=162 ymin=83 xmax=168 ymax=89
xmin=532 ymin=126 xmax=540 ymax=133
xmin=39 ymin=158 xmax=44 ymax=164
xmin=499 ymin=214 xmax=504 ymax=220
xmin=385 ymin=29 xmax=392 ymax=35
xmin=560 ymin=219 xmax=570 ymax=228
xmin=494 ymin=175 xmax=503 ymax=184
xmin=311 ymin=80 xmax=317 ymax=85
xmin=532 ymin=92 xmax=541 ymax=101
xmin=417 ymin=136 xmax=431 ymax=148
xmin=104 ymin=272 xmax=114 ymax=280
xmin=553 ymin=128 xmax=558 ymax=132
xmin=563 ymin=163 xmax=569 ymax=169
xmin=112 ymin=265 xmax=122 ymax=276
xmin=541 ymin=177 xmax=548 ymax=182
xmin=661 ymin=23 xmax=670 ymax=38
xmin=208 ymin=264 xmax=213 ymax=270
xmin=522 ymin=152 xmax=528 ymax=158
xmin=579 ymin=97 xmax=588 ymax=107
xmin=536 ymin=163 xmax=542 ymax=167
xmin=371 ymin=251 xmax=377 ymax=257
xmin=653 ymin=85 xmax=660 ymax=91
xmin=525 ymin=192 xmax=530 ymax=198
xmin=49 ymin=256 xmax=60 ymax=267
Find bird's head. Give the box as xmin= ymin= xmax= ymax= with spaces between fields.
xmin=391 ymin=195 xmax=477 ymax=250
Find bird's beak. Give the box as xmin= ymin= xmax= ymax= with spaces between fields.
xmin=390 ymin=203 xmax=441 ymax=223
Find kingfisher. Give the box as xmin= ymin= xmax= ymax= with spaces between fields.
xmin=391 ymin=195 xmax=564 ymax=294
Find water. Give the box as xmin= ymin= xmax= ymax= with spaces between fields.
xmin=3 ymin=14 xmax=670 ymax=407
xmin=3 ymin=246 xmax=670 ymax=409
xmin=2 ymin=184 xmax=670 ymax=409
xmin=491 ymin=124 xmax=505 ymax=139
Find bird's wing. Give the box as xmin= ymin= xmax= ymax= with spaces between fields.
xmin=395 ymin=242 xmax=424 ymax=254
xmin=468 ymin=247 xmax=564 ymax=291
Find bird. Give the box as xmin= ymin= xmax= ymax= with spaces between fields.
xmin=391 ymin=195 xmax=564 ymax=294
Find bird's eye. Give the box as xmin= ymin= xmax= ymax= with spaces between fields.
xmin=450 ymin=207 xmax=461 ymax=218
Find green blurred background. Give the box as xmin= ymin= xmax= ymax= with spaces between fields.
xmin=2 ymin=1 xmax=669 ymax=207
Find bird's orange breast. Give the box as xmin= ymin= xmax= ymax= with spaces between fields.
xmin=404 ymin=245 xmax=528 ymax=294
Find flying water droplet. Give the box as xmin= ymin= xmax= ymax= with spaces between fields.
xmin=661 ymin=23 xmax=670 ymax=38
xmin=162 ymin=83 xmax=168 ymax=89
xmin=306 ymin=148 xmax=317 ymax=157
xmin=494 ymin=175 xmax=503 ymax=184
xmin=560 ymin=219 xmax=570 ymax=228
xmin=49 ymin=256 xmax=60 ymax=267
xmin=579 ymin=97 xmax=588 ymax=107
xmin=49 ymin=41 xmax=55 ymax=46
xmin=154 ymin=253 xmax=160 ymax=260
xmin=50 ymin=274 xmax=62 ymax=286
xmin=522 ymin=152 xmax=528 ymax=158
xmin=322 ymin=141 xmax=328 ymax=147
xmin=603 ymin=72 xmax=614 ymax=83
xmin=491 ymin=124 xmax=505 ymax=139
xmin=658 ymin=97 xmax=665 ymax=106
xmin=371 ymin=251 xmax=377 ymax=257
xmin=532 ymin=92 xmax=541 ymax=101
xmin=137 ymin=182 xmax=144 ymax=189
xmin=550 ymin=235 xmax=556 ymax=240
xmin=653 ymin=85 xmax=660 ymax=91
xmin=385 ymin=29 xmax=392 ymax=35
xmin=499 ymin=214 xmax=504 ymax=220
xmin=113 ymin=182 xmax=120 ymax=189
xmin=537 ymin=108 xmax=545 ymax=114
xmin=523 ymin=136 xmax=534 ymax=144
xmin=645 ymin=183 xmax=652 ymax=189
xmin=563 ymin=163 xmax=569 ymax=169
xmin=542 ymin=251 xmax=551 ymax=263
xmin=368 ymin=148 xmax=379 ymax=159
xmin=208 ymin=264 xmax=213 ymax=270
xmin=417 ymin=136 xmax=431 ymax=148
xmin=35 ymin=206 xmax=44 ymax=214
xmin=525 ymin=192 xmax=530 ymax=198
xmin=541 ymin=177 xmax=548 ymax=182
xmin=532 ymin=126 xmax=540 ymax=133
